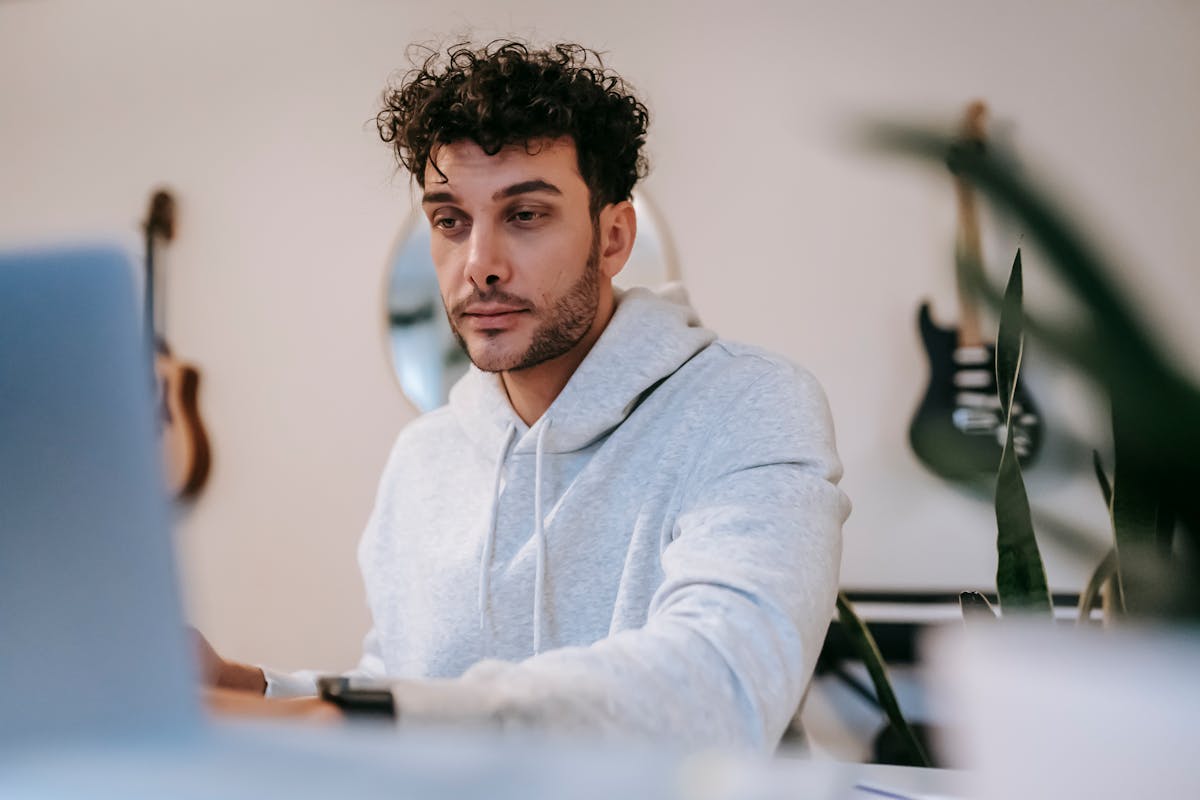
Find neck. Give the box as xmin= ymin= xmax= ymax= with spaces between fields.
xmin=501 ymin=290 xmax=615 ymax=426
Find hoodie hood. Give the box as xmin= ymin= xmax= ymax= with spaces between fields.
xmin=449 ymin=283 xmax=716 ymax=455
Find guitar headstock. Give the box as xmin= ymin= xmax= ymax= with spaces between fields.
xmin=144 ymin=189 xmax=176 ymax=242
xmin=960 ymin=100 xmax=988 ymax=148
xmin=947 ymin=101 xmax=988 ymax=177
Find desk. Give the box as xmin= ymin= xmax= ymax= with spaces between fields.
xmin=0 ymin=723 xmax=969 ymax=800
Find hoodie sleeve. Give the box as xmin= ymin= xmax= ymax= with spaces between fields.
xmin=263 ymin=625 xmax=387 ymax=698
xmin=385 ymin=360 xmax=849 ymax=751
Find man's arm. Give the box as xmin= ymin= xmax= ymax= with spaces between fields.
xmin=192 ymin=625 xmax=387 ymax=699
xmin=205 ymin=686 xmax=343 ymax=724
xmin=192 ymin=627 xmax=266 ymax=693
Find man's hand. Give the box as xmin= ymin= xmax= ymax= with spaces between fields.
xmin=190 ymin=627 xmax=267 ymax=694
xmin=205 ymin=687 xmax=344 ymax=725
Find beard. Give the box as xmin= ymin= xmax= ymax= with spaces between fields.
xmin=446 ymin=229 xmax=601 ymax=374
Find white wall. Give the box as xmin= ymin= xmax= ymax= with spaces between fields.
xmin=3 ymin=0 xmax=1197 ymax=671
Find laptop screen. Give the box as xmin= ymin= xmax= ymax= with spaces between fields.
xmin=0 ymin=245 xmax=199 ymax=743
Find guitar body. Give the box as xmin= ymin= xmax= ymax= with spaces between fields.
xmin=909 ymin=302 xmax=1042 ymax=481
xmin=155 ymin=342 xmax=211 ymax=498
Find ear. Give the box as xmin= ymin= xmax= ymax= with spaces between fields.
xmin=597 ymin=200 xmax=637 ymax=280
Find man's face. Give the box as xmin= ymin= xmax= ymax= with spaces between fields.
xmin=422 ymin=137 xmax=603 ymax=373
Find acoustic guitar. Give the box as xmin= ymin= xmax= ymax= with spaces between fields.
xmin=908 ymin=102 xmax=1043 ymax=481
xmin=143 ymin=189 xmax=211 ymax=499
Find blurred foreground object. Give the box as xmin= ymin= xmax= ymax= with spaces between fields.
xmin=929 ymin=624 xmax=1200 ymax=799
xmin=0 ymin=245 xmax=198 ymax=743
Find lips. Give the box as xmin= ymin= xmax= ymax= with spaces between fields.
xmin=463 ymin=304 xmax=529 ymax=317
xmin=459 ymin=304 xmax=530 ymax=331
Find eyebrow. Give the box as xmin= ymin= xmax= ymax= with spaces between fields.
xmin=421 ymin=179 xmax=563 ymax=205
xmin=494 ymin=179 xmax=562 ymax=200
xmin=421 ymin=190 xmax=457 ymax=204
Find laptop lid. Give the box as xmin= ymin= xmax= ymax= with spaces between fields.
xmin=0 ymin=245 xmax=199 ymax=743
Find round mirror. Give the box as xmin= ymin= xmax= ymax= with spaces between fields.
xmin=385 ymin=193 xmax=680 ymax=412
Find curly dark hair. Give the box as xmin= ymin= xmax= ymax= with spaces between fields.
xmin=376 ymin=40 xmax=650 ymax=216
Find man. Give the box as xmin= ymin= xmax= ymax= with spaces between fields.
xmin=202 ymin=40 xmax=849 ymax=752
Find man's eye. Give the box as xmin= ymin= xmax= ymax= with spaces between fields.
xmin=511 ymin=210 xmax=542 ymax=223
xmin=433 ymin=217 xmax=460 ymax=230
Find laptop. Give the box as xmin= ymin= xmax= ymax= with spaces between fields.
xmin=0 ymin=245 xmax=198 ymax=744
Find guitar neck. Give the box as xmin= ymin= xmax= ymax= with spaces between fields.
xmin=952 ymin=101 xmax=988 ymax=351
xmin=954 ymin=176 xmax=986 ymax=349
xmin=143 ymin=189 xmax=175 ymax=350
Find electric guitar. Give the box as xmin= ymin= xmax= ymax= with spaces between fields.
xmin=144 ymin=189 xmax=211 ymax=499
xmin=908 ymin=102 xmax=1043 ymax=481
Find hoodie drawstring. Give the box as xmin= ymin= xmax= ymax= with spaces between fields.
xmin=478 ymin=422 xmax=517 ymax=639
xmin=476 ymin=418 xmax=552 ymax=655
xmin=532 ymin=418 xmax=551 ymax=654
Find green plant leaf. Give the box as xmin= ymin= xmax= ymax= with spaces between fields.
xmin=1111 ymin=403 xmax=1164 ymax=615
xmin=995 ymin=426 xmax=1053 ymax=616
xmin=1084 ymin=452 xmax=1124 ymax=620
xmin=1077 ymin=547 xmax=1118 ymax=624
xmin=835 ymin=592 xmax=931 ymax=768
xmin=995 ymin=251 xmax=1024 ymax=420
xmin=993 ymin=254 xmax=1053 ymax=617
xmin=1092 ymin=450 xmax=1113 ymax=509
xmin=1103 ymin=568 xmax=1125 ymax=620
xmin=1156 ymin=504 xmax=1177 ymax=559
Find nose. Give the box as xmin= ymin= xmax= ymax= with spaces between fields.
xmin=462 ymin=221 xmax=511 ymax=290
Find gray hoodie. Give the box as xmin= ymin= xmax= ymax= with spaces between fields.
xmin=266 ymin=286 xmax=849 ymax=752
